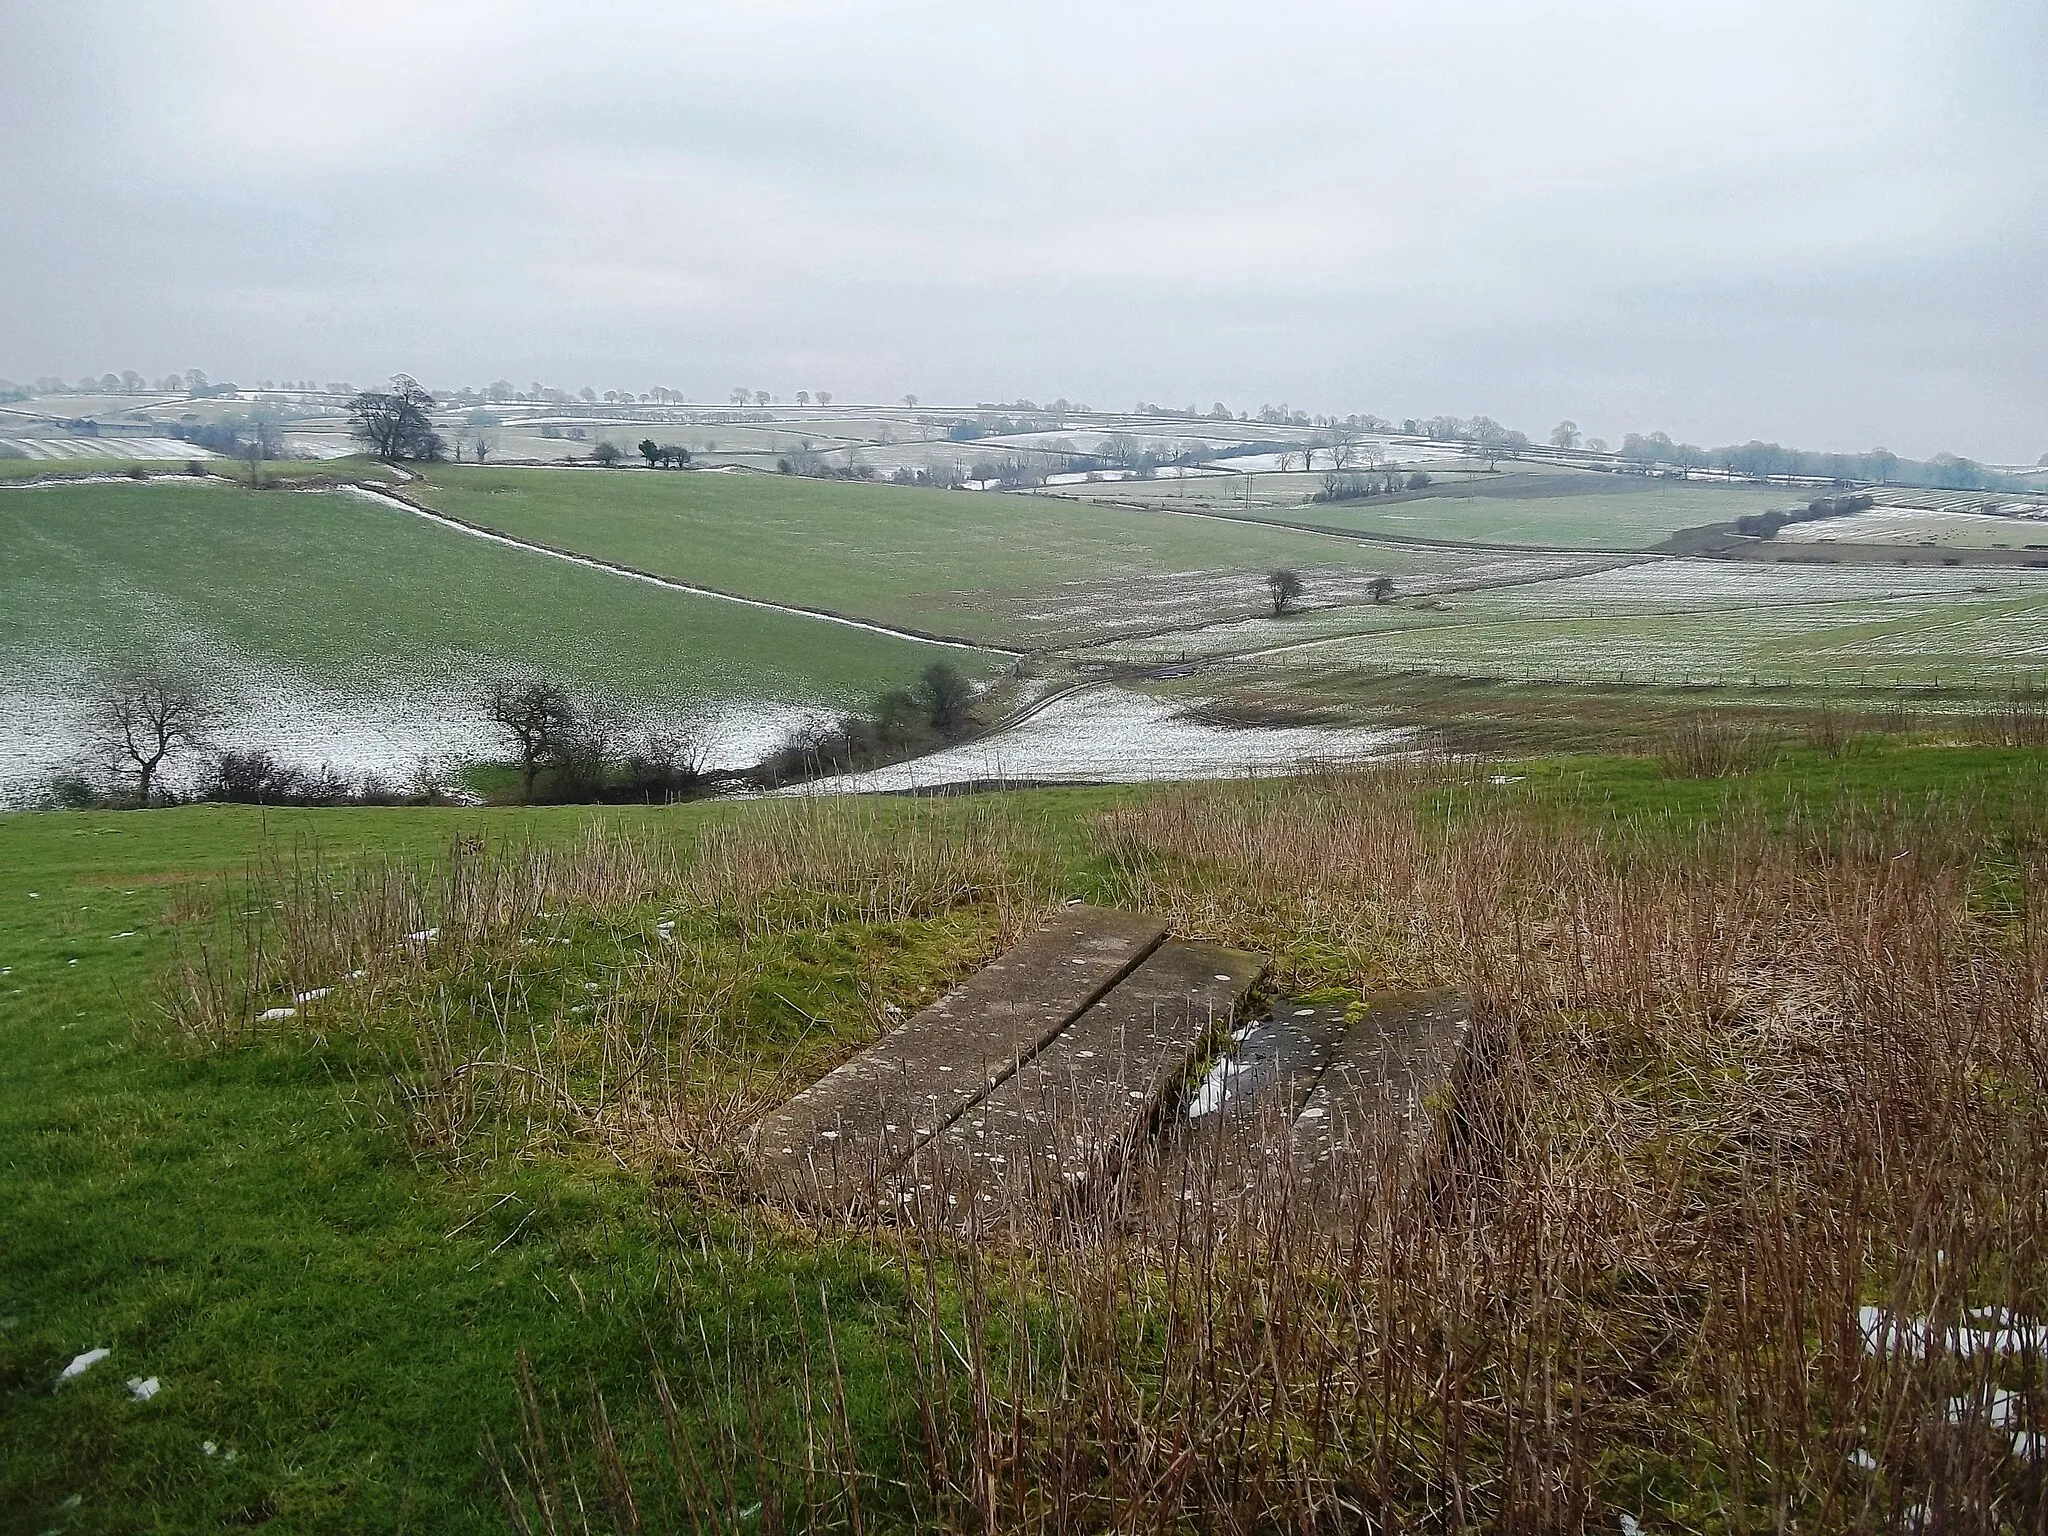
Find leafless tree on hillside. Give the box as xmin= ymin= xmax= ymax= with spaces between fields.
xmin=94 ymin=668 xmax=211 ymax=804
xmin=488 ymin=680 xmax=576 ymax=801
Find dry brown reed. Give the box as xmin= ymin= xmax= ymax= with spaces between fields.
xmin=164 ymin=771 xmax=2048 ymax=1529
xmin=580 ymin=770 xmax=2037 ymax=1531
xmin=691 ymin=795 xmax=1059 ymax=941
xmin=1652 ymin=714 xmax=1785 ymax=779
xmin=1965 ymin=688 xmax=2048 ymax=749
xmin=157 ymin=801 xmax=1057 ymax=1179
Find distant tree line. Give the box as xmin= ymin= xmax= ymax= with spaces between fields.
xmin=169 ymin=413 xmax=285 ymax=459
xmin=1561 ymin=427 xmax=2023 ymax=493
xmin=637 ymin=438 xmax=693 ymax=469
xmin=485 ymin=682 xmax=706 ymax=802
xmin=1313 ymin=469 xmax=1432 ymax=503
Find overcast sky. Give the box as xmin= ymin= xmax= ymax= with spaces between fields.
xmin=4 ymin=0 xmax=2043 ymax=462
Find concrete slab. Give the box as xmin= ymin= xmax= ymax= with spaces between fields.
xmin=888 ymin=941 xmax=1264 ymax=1227
xmin=1288 ymin=989 xmax=1469 ymax=1179
xmin=750 ymin=906 xmax=1169 ymax=1210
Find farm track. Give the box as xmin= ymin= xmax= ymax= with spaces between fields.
xmin=344 ymin=482 xmax=1023 ymax=658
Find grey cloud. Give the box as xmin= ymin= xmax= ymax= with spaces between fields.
xmin=2 ymin=0 xmax=2041 ymax=460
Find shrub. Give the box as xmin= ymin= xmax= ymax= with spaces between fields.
xmin=1653 ymin=714 xmax=1782 ymax=778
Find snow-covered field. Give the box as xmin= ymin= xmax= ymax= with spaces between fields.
xmin=1003 ymin=552 xmax=1628 ymax=650
xmin=1777 ymin=507 xmax=2048 ymax=548
xmin=1461 ymin=558 xmax=2048 ymax=617
xmin=0 ymin=668 xmax=836 ymax=805
xmin=791 ymin=686 xmax=1410 ymax=794
xmin=1 ymin=437 xmax=222 ymax=461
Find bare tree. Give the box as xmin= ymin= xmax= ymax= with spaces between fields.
xmin=488 ymin=680 xmax=576 ymax=801
xmin=816 ymin=391 xmax=833 ymax=406
xmin=348 ymin=376 xmax=445 ymax=461
xmin=795 ymin=390 xmax=810 ymax=407
xmin=95 ymin=668 xmax=210 ymax=804
xmin=1367 ymin=575 xmax=1396 ymax=604
xmin=1550 ymin=420 xmax=1581 ymax=450
xmin=620 ymin=722 xmax=706 ymax=802
xmin=1267 ymin=569 xmax=1304 ymax=616
xmin=902 ymin=394 xmax=918 ymax=408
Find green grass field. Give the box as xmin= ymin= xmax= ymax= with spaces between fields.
xmin=1254 ymin=598 xmax=2048 ymax=688
xmin=0 ymin=457 xmax=408 ymax=484
xmin=0 ymin=793 xmax=1106 ymax=1531
xmin=1081 ymin=559 xmax=2048 ymax=695
xmin=0 ymin=481 xmax=992 ymax=715
xmin=5 ymin=747 xmax=2046 ymax=1529
xmin=402 ymin=466 xmax=1569 ymax=648
xmin=1030 ymin=470 xmax=1793 ymax=551
xmin=1244 ymin=477 xmax=1795 ymax=550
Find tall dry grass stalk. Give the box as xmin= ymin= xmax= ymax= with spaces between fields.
xmin=691 ymin=796 xmax=1060 ymax=941
xmin=1652 ymin=714 xmax=1784 ymax=779
xmin=157 ymin=802 xmax=1056 ymax=1177
xmin=161 ymin=772 xmax=2047 ymax=1528
xmin=553 ymin=770 xmax=2036 ymax=1532
xmin=1966 ymin=688 xmax=2048 ymax=749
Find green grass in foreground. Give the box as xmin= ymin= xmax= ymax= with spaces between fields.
xmin=0 ymin=480 xmax=994 ymax=715
xmin=0 ymin=800 xmax=979 ymax=1531
xmin=1 ymin=752 xmax=2041 ymax=1530
xmin=403 ymin=465 xmax=1460 ymax=648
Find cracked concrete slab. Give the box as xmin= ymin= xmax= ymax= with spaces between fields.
xmin=887 ymin=940 xmax=1264 ymax=1228
xmin=750 ymin=905 xmax=1169 ymax=1210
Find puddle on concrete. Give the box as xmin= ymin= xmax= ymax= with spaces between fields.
xmin=1185 ymin=1001 xmax=1345 ymax=1122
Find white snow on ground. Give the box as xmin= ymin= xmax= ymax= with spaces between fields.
xmin=274 ymin=434 xmax=362 ymax=459
xmin=0 ymin=673 xmax=838 ymax=804
xmin=1042 ymin=469 xmax=1133 ymax=485
xmin=1777 ymin=507 xmax=2048 ymax=546
xmin=1 ymin=437 xmax=221 ymax=460
xmin=790 ymin=686 xmax=1410 ymax=794
xmin=1461 ymin=557 xmax=2048 ymax=616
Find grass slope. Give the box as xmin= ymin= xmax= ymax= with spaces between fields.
xmin=1245 ymin=477 xmax=1796 ymax=550
xmin=0 ymin=796 xmax=1116 ymax=1531
xmin=2 ymin=751 xmax=2043 ymax=1528
xmin=0 ymin=481 xmax=990 ymax=711
xmin=403 ymin=466 xmax=1510 ymax=648
xmin=1271 ymin=590 xmax=2048 ymax=687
